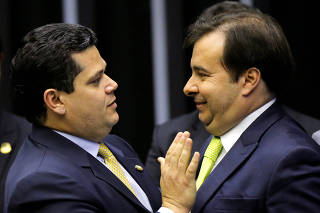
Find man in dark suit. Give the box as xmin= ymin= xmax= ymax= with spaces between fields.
xmin=152 ymin=5 xmax=320 ymax=212
xmin=3 ymin=23 xmax=199 ymax=213
xmin=183 ymin=8 xmax=320 ymax=212
xmin=146 ymin=0 xmax=320 ymax=188
xmin=0 ymin=39 xmax=32 ymax=211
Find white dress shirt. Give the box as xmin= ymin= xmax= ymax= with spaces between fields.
xmin=210 ymin=98 xmax=276 ymax=172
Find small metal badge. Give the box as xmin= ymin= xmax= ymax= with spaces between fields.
xmin=135 ymin=165 xmax=143 ymax=172
xmin=1 ymin=142 xmax=12 ymax=154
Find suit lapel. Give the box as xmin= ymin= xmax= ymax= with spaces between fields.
xmin=102 ymin=136 xmax=161 ymax=211
xmin=31 ymin=126 xmax=154 ymax=212
xmin=193 ymin=138 xmax=258 ymax=212
xmin=86 ymin=155 xmax=148 ymax=210
xmin=192 ymin=103 xmax=285 ymax=213
xmin=107 ymin=143 xmax=161 ymax=211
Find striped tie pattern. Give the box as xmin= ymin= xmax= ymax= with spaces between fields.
xmin=196 ymin=136 xmax=222 ymax=190
xmin=98 ymin=143 xmax=137 ymax=197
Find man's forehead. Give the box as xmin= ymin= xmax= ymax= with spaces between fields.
xmin=72 ymin=46 xmax=105 ymax=68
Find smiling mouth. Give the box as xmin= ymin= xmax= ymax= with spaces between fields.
xmin=195 ymin=100 xmax=206 ymax=110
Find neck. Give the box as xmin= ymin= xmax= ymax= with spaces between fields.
xmin=43 ymin=114 xmax=109 ymax=143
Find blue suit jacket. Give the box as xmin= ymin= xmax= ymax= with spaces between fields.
xmin=4 ymin=125 xmax=161 ymax=213
xmin=193 ymin=104 xmax=320 ymax=213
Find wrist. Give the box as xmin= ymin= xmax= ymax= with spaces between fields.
xmin=162 ymin=199 xmax=191 ymax=213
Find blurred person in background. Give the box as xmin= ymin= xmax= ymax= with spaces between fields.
xmin=0 ymin=36 xmax=31 ymax=211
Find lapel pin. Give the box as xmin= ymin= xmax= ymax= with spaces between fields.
xmin=1 ymin=142 xmax=12 ymax=154
xmin=135 ymin=165 xmax=143 ymax=172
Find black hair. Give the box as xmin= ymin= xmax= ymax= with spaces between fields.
xmin=11 ymin=23 xmax=97 ymax=124
xmin=185 ymin=10 xmax=295 ymax=96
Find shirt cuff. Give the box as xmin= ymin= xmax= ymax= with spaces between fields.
xmin=157 ymin=206 xmax=174 ymax=213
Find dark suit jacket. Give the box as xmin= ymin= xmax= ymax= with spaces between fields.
xmin=0 ymin=110 xmax=31 ymax=211
xmin=192 ymin=104 xmax=320 ymax=212
xmin=283 ymin=105 xmax=320 ymax=136
xmin=4 ymin=125 xmax=161 ymax=213
xmin=145 ymin=111 xmax=210 ymax=186
xmin=145 ymin=105 xmax=320 ymax=185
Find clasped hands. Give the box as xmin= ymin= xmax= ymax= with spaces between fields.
xmin=158 ymin=131 xmax=200 ymax=213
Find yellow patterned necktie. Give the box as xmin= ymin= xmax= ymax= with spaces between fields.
xmin=98 ymin=143 xmax=137 ymax=197
xmin=196 ymin=136 xmax=222 ymax=190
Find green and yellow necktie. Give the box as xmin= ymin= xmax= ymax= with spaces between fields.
xmin=196 ymin=136 xmax=222 ymax=190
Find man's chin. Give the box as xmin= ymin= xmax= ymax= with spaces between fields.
xmin=113 ymin=114 xmax=120 ymax=126
xmin=105 ymin=113 xmax=119 ymax=129
xmin=198 ymin=114 xmax=215 ymax=133
xmin=198 ymin=112 xmax=211 ymax=125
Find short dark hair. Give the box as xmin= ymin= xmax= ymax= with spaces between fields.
xmin=185 ymin=11 xmax=295 ymax=97
xmin=10 ymin=23 xmax=97 ymax=124
xmin=185 ymin=1 xmax=261 ymax=48
xmin=201 ymin=1 xmax=260 ymax=17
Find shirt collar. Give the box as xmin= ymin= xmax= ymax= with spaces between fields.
xmin=53 ymin=130 xmax=100 ymax=158
xmin=220 ymin=98 xmax=276 ymax=152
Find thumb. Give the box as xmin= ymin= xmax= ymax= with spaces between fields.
xmin=157 ymin=157 xmax=165 ymax=166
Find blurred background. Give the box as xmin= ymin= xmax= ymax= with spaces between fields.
xmin=0 ymin=0 xmax=318 ymax=162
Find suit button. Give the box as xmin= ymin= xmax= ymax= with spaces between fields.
xmin=1 ymin=142 xmax=12 ymax=154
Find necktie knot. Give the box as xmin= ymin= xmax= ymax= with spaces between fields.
xmin=98 ymin=143 xmax=113 ymax=161
xmin=196 ymin=136 xmax=222 ymax=190
xmin=204 ymin=136 xmax=222 ymax=160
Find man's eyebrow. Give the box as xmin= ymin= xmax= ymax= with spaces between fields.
xmin=87 ymin=70 xmax=105 ymax=84
xmin=192 ymin=65 xmax=208 ymax=72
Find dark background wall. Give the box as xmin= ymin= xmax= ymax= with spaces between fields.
xmin=0 ymin=0 xmax=319 ymax=162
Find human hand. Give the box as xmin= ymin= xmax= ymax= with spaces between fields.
xmin=158 ymin=131 xmax=200 ymax=213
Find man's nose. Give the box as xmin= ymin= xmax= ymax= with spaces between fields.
xmin=183 ymin=77 xmax=198 ymax=97
xmin=105 ymin=77 xmax=118 ymax=94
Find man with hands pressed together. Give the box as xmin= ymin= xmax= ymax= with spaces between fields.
xmin=3 ymin=23 xmax=199 ymax=213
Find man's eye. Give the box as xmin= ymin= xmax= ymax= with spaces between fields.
xmin=198 ymin=72 xmax=208 ymax=77
xmin=91 ymin=77 xmax=101 ymax=85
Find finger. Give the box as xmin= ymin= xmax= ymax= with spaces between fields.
xmin=178 ymin=138 xmax=192 ymax=171
xmin=186 ymin=152 xmax=200 ymax=179
xmin=157 ymin=157 xmax=165 ymax=166
xmin=166 ymin=132 xmax=183 ymax=157
xmin=158 ymin=157 xmax=165 ymax=175
xmin=165 ymin=132 xmax=182 ymax=167
xmin=170 ymin=131 xmax=190 ymax=167
xmin=166 ymin=132 xmax=185 ymax=167
xmin=183 ymin=131 xmax=190 ymax=138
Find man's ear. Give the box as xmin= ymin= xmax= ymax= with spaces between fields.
xmin=241 ymin=67 xmax=261 ymax=96
xmin=43 ymin=89 xmax=66 ymax=115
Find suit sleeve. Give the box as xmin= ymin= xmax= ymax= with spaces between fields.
xmin=266 ymin=146 xmax=320 ymax=212
xmin=7 ymin=171 xmax=101 ymax=213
